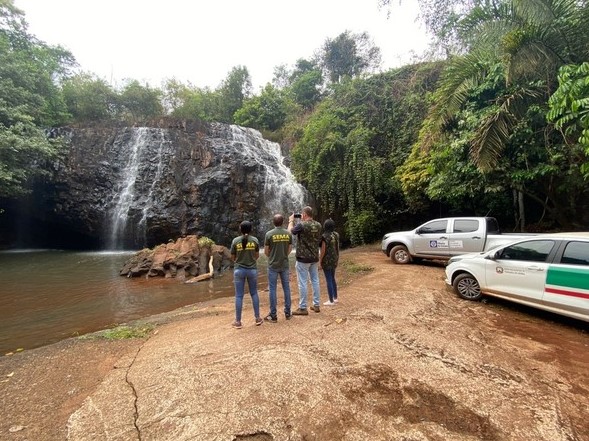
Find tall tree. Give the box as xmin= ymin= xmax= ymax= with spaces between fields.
xmin=215 ymin=66 xmax=252 ymax=123
xmin=0 ymin=0 xmax=75 ymax=201
xmin=317 ymin=31 xmax=382 ymax=84
xmin=234 ymin=84 xmax=295 ymax=132
xmin=289 ymin=59 xmax=323 ymax=110
xmin=399 ymin=0 xmax=589 ymax=228
xmin=61 ymin=73 xmax=118 ymax=122
xmin=292 ymin=63 xmax=442 ymax=243
xmin=118 ymin=80 xmax=164 ymax=121
xmin=162 ymin=79 xmax=219 ymax=121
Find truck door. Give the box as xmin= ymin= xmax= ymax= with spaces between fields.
xmin=448 ymin=218 xmax=485 ymax=255
xmin=413 ymin=219 xmax=450 ymax=257
xmin=485 ymin=239 xmax=556 ymax=305
xmin=542 ymin=241 xmax=589 ymax=318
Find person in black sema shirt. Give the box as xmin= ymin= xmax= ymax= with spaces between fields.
xmin=230 ymin=221 xmax=263 ymax=329
xmin=288 ymin=206 xmax=322 ymax=314
xmin=263 ymin=213 xmax=293 ymax=322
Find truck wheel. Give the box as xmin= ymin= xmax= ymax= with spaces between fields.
xmin=390 ymin=245 xmax=410 ymax=264
xmin=453 ymin=273 xmax=482 ymax=300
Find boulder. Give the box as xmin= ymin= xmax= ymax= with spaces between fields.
xmin=119 ymin=235 xmax=232 ymax=281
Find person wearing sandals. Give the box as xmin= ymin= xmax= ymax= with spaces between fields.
xmin=263 ymin=213 xmax=293 ymax=323
xmin=320 ymin=219 xmax=339 ymax=306
xmin=230 ymin=220 xmax=263 ymax=328
xmin=288 ymin=206 xmax=322 ymax=315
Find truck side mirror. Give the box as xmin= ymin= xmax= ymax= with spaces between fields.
xmin=486 ymin=250 xmax=501 ymax=260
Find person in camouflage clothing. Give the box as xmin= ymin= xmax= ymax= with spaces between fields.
xmin=319 ymin=219 xmax=339 ymax=305
xmin=288 ymin=206 xmax=322 ymax=314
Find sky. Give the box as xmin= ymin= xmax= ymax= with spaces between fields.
xmin=14 ymin=0 xmax=431 ymax=91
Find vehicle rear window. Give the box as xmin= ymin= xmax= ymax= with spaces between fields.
xmin=420 ymin=220 xmax=447 ymax=234
xmin=560 ymin=241 xmax=589 ymax=266
xmin=486 ymin=218 xmax=500 ymax=234
xmin=453 ymin=220 xmax=479 ymax=233
xmin=498 ymin=240 xmax=555 ymax=262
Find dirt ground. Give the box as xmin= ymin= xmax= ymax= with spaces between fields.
xmin=1 ymin=245 xmax=588 ymax=440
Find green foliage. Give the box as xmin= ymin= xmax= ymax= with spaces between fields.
xmin=198 ymin=236 xmax=215 ymax=248
xmin=163 ymin=79 xmax=219 ymax=121
xmin=81 ymin=323 xmax=155 ymax=340
xmin=291 ymin=63 xmax=443 ymax=243
xmin=118 ymin=80 xmax=163 ymax=121
xmin=339 ymin=259 xmax=374 ymax=274
xmin=0 ymin=0 xmax=72 ymax=199
xmin=234 ymin=84 xmax=294 ymax=131
xmin=215 ymin=65 xmax=252 ymax=123
xmin=318 ymin=31 xmax=382 ymax=84
xmin=61 ymin=73 xmax=118 ymax=122
xmin=548 ymin=62 xmax=589 ymax=175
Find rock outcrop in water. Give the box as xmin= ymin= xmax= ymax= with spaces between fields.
xmin=30 ymin=119 xmax=307 ymax=249
xmin=119 ymin=235 xmax=233 ymax=279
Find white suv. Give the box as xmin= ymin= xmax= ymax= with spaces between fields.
xmin=445 ymin=233 xmax=589 ymax=322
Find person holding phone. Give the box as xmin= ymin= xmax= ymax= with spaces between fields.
xmin=288 ymin=206 xmax=322 ymax=314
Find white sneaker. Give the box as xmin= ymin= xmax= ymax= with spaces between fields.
xmin=334 ymin=299 xmax=339 ymax=303
xmin=323 ymin=301 xmax=335 ymax=306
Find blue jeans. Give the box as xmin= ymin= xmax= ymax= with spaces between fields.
xmin=323 ymin=268 xmax=338 ymax=302
xmin=295 ymin=261 xmax=320 ymax=309
xmin=268 ymin=267 xmax=292 ymax=317
xmin=233 ymin=267 xmax=260 ymax=322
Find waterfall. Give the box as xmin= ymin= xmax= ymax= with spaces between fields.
xmin=138 ymin=129 xmax=168 ymax=245
xmin=228 ymin=125 xmax=308 ymax=225
xmin=104 ymin=123 xmax=307 ymax=249
xmin=108 ymin=127 xmax=169 ymax=250
xmin=108 ymin=128 xmax=146 ymax=249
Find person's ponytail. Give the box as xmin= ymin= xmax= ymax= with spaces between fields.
xmin=239 ymin=220 xmax=253 ymax=250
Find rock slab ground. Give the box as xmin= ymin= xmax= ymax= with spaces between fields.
xmin=1 ymin=246 xmax=588 ymax=440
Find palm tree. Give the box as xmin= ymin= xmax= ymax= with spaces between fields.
xmin=423 ymin=0 xmax=589 ymax=170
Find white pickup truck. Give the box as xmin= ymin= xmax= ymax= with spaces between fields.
xmin=381 ymin=217 xmax=536 ymax=264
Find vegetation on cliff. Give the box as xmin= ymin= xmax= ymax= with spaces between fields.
xmin=1 ymin=0 xmax=588 ymax=242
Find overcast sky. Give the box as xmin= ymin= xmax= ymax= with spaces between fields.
xmin=14 ymin=0 xmax=430 ymax=91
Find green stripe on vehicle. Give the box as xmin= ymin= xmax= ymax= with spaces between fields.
xmin=546 ymin=266 xmax=589 ymax=291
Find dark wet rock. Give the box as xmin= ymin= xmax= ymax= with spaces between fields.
xmin=4 ymin=118 xmax=307 ymax=250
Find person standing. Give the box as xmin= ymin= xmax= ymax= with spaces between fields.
xmin=263 ymin=213 xmax=293 ymax=322
xmin=320 ymin=219 xmax=340 ymax=305
xmin=288 ymin=206 xmax=322 ymax=314
xmin=230 ymin=220 xmax=263 ymax=329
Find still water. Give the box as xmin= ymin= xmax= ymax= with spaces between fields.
xmin=0 ymin=250 xmax=262 ymax=354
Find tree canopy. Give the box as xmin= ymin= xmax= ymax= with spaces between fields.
xmin=0 ymin=0 xmax=74 ymax=199
xmin=3 ymin=0 xmax=589 ymax=239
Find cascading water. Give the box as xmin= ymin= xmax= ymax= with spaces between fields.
xmin=108 ymin=128 xmax=147 ymax=249
xmin=138 ymin=129 xmax=169 ymax=245
xmin=107 ymin=127 xmax=169 ymax=249
xmin=104 ymin=122 xmax=307 ymax=250
xmin=227 ymin=125 xmax=308 ymax=228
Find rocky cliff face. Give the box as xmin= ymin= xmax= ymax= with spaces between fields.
xmin=29 ymin=119 xmax=307 ymax=249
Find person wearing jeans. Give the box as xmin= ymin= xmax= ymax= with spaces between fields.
xmin=288 ymin=206 xmax=322 ymax=314
xmin=320 ymin=219 xmax=340 ymax=305
xmin=295 ymin=260 xmax=320 ymax=310
xmin=264 ymin=214 xmax=293 ymax=322
xmin=230 ymin=220 xmax=262 ymax=328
